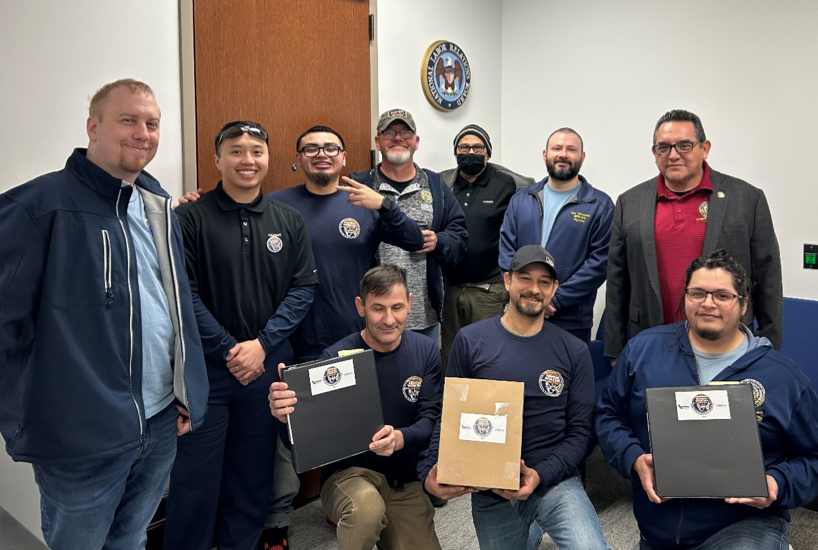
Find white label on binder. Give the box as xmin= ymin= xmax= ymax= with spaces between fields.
xmin=458 ymin=413 xmax=507 ymax=444
xmin=309 ymin=359 xmax=357 ymax=396
xmin=675 ymin=390 xmax=731 ymax=421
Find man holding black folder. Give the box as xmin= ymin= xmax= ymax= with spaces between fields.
xmin=270 ymin=265 xmax=443 ymax=550
xmin=597 ymin=250 xmax=818 ymax=549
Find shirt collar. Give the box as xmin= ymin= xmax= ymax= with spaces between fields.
xmin=455 ymin=165 xmax=491 ymax=189
xmin=212 ymin=181 xmax=266 ymax=212
xmin=657 ymin=161 xmax=713 ymax=199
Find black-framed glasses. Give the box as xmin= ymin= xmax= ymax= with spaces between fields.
xmin=684 ymin=288 xmax=744 ymax=306
xmin=380 ymin=129 xmax=415 ymax=140
xmin=216 ymin=123 xmax=268 ymax=152
xmin=652 ymin=141 xmax=702 ymax=156
xmin=456 ymin=144 xmax=487 ymax=154
xmin=298 ymin=144 xmax=343 ymax=157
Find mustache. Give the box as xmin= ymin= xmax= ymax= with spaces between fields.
xmin=519 ymin=292 xmax=544 ymax=301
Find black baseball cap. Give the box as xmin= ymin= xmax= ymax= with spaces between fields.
xmin=509 ymin=245 xmax=558 ymax=280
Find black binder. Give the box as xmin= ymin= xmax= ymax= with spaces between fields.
xmin=646 ymin=384 xmax=767 ymax=498
xmin=281 ymin=349 xmax=384 ymax=473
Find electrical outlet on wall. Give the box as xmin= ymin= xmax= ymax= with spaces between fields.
xmin=805 ymin=244 xmax=818 ymax=270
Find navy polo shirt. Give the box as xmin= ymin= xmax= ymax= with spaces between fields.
xmin=175 ymin=183 xmax=318 ymax=344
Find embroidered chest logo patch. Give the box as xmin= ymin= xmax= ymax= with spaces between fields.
xmin=697 ymin=200 xmax=709 ymax=222
xmin=338 ymin=218 xmax=361 ymax=239
xmin=402 ymin=376 xmax=423 ymax=402
xmin=420 ymin=190 xmax=433 ymax=203
xmin=538 ymin=370 xmax=564 ymax=397
xmin=741 ymin=378 xmax=767 ymax=423
xmin=267 ymin=233 xmax=283 ymax=253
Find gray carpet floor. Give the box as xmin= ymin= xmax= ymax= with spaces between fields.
xmin=287 ymin=447 xmax=818 ymax=549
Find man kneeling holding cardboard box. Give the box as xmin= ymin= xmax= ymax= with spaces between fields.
xmin=422 ymin=245 xmax=609 ymax=550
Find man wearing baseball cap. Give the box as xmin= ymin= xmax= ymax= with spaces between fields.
xmin=439 ymin=124 xmax=534 ymax=372
xmin=350 ymin=109 xmax=468 ymax=345
xmin=422 ymin=244 xmax=607 ymax=549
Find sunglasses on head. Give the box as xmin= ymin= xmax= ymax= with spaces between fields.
xmin=215 ymin=123 xmax=268 ymax=153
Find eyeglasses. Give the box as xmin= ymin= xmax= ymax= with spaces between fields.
xmin=684 ymin=288 xmax=744 ymax=306
xmin=298 ymin=144 xmax=343 ymax=157
xmin=216 ymin=124 xmax=268 ymax=152
xmin=456 ymin=144 xmax=487 ymax=154
xmin=652 ymin=141 xmax=702 ymax=156
xmin=380 ymin=129 xmax=415 ymax=140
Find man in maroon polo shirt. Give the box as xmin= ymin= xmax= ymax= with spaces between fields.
xmin=605 ymin=109 xmax=782 ymax=361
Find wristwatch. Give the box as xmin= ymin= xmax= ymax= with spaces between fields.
xmin=379 ymin=196 xmax=392 ymax=212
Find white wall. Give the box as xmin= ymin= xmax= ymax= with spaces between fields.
xmin=0 ymin=0 xmax=185 ymax=538
xmin=501 ymin=0 xmax=818 ymax=302
xmin=0 ymin=0 xmax=185 ymax=199
xmin=376 ymin=1 xmax=504 ymax=172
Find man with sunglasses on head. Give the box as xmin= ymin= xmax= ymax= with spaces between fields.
xmin=597 ymin=249 xmax=818 ymax=549
xmin=164 ymin=121 xmax=318 ymax=550
xmin=350 ymin=109 xmax=468 ymax=345
xmin=438 ymin=124 xmax=533 ymax=371
xmin=605 ymin=109 xmax=782 ymax=364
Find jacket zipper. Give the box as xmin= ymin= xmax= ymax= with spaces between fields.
xmin=676 ymin=501 xmax=684 ymax=545
xmin=102 ymin=230 xmax=113 ymax=307
xmin=116 ymin=188 xmax=144 ymax=438
xmin=164 ymin=198 xmax=190 ymax=415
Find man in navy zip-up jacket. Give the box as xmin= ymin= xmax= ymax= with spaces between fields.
xmin=596 ymin=250 xmax=818 ymax=549
xmin=0 ymin=79 xmax=208 ymax=550
xmin=499 ymin=128 xmax=613 ymax=343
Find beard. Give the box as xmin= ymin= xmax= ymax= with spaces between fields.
xmin=385 ymin=148 xmax=412 ymax=165
xmin=695 ymin=327 xmax=723 ymax=341
xmin=546 ymin=155 xmax=582 ymax=181
xmin=513 ymin=293 xmax=545 ymax=318
xmin=314 ymin=172 xmax=330 ymax=186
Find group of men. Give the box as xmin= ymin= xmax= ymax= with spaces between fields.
xmin=0 ymin=77 xmax=815 ymax=550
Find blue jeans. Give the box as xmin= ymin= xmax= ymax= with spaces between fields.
xmin=471 ymin=476 xmax=608 ymax=550
xmin=639 ymin=514 xmax=789 ymax=550
xmin=32 ymin=404 xmax=177 ymax=550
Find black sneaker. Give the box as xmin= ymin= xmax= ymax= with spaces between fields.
xmin=258 ymin=526 xmax=289 ymax=550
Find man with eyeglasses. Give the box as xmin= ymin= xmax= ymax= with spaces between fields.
xmin=438 ymin=124 xmax=533 ymax=371
xmin=164 ymin=120 xmax=318 ymax=550
xmin=351 ymin=109 xmax=468 ymax=344
xmin=261 ymin=125 xmax=423 ymax=549
xmin=498 ymin=127 xmax=615 ymax=345
xmin=597 ymin=249 xmax=818 ymax=549
xmin=605 ymin=109 xmax=782 ymax=363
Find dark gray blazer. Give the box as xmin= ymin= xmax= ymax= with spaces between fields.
xmin=605 ymin=168 xmax=782 ymax=358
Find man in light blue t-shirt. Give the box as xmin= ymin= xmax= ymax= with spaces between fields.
xmin=499 ymin=128 xmax=614 ymax=343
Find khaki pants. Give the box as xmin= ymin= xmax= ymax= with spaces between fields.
xmin=320 ymin=467 xmax=441 ymax=550
xmin=441 ymin=281 xmax=506 ymax=374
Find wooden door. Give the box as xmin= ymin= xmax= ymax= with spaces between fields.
xmin=192 ymin=0 xmax=372 ymax=193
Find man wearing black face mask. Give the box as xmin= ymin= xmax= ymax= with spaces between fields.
xmin=440 ymin=124 xmax=533 ymax=371
xmin=499 ymin=127 xmax=614 ymax=345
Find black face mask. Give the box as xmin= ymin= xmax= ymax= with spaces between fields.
xmin=457 ymin=153 xmax=486 ymax=176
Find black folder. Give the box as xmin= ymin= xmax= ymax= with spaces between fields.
xmin=646 ymin=384 xmax=767 ymax=498
xmin=281 ymin=349 xmax=384 ymax=473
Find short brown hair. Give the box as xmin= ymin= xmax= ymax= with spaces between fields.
xmin=359 ymin=265 xmax=409 ymax=302
xmin=89 ymin=79 xmax=155 ymax=120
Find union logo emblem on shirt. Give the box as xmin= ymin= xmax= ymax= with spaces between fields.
xmin=420 ymin=190 xmax=433 ymax=203
xmin=267 ymin=234 xmax=283 ymax=253
xmin=539 ymin=370 xmax=564 ymax=397
xmin=698 ymin=200 xmax=709 ymax=222
xmin=338 ymin=218 xmax=361 ymax=239
xmin=402 ymin=376 xmax=423 ymax=402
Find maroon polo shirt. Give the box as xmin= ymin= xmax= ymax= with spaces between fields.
xmin=655 ymin=162 xmax=713 ymax=323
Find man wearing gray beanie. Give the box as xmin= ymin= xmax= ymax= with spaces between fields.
xmin=439 ymin=124 xmax=534 ymax=372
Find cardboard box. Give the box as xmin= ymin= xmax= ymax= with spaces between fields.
xmin=436 ymin=377 xmax=524 ymax=490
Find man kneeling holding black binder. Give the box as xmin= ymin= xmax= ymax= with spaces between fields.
xmin=269 ymin=265 xmax=444 ymax=550
xmin=596 ymin=249 xmax=818 ymax=549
